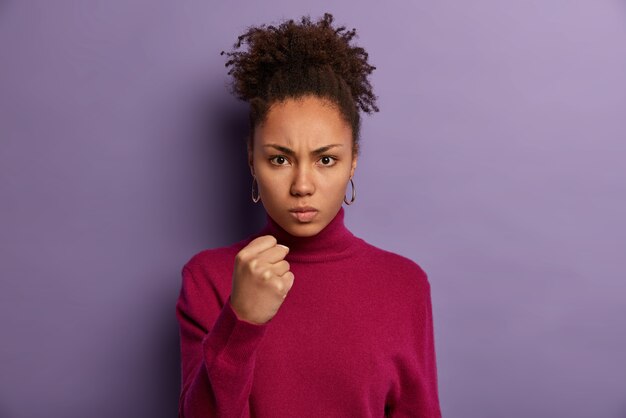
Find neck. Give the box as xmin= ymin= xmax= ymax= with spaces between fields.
xmin=254 ymin=206 xmax=359 ymax=263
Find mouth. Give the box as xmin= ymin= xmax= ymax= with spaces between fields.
xmin=289 ymin=207 xmax=319 ymax=223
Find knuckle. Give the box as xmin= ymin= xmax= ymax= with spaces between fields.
xmin=274 ymin=282 xmax=284 ymax=294
xmin=248 ymin=258 xmax=258 ymax=271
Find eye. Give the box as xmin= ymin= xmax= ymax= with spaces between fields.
xmin=268 ymin=155 xmax=338 ymax=167
xmin=319 ymin=155 xmax=338 ymax=167
xmin=269 ymin=155 xmax=290 ymax=166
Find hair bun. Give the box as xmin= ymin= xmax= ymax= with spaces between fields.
xmin=221 ymin=12 xmax=379 ymax=115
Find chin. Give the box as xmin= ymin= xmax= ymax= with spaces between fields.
xmin=285 ymin=222 xmax=321 ymax=237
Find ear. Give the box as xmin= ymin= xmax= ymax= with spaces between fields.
xmin=247 ymin=135 xmax=255 ymax=176
xmin=350 ymin=154 xmax=358 ymax=179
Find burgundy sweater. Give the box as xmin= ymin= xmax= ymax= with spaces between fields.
xmin=175 ymin=206 xmax=442 ymax=417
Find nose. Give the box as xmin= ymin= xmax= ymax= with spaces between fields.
xmin=290 ymin=164 xmax=315 ymax=197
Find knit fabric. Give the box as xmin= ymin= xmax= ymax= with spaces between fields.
xmin=176 ymin=206 xmax=442 ymax=417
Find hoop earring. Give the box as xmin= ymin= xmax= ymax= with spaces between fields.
xmin=344 ymin=178 xmax=356 ymax=205
xmin=251 ymin=176 xmax=261 ymax=203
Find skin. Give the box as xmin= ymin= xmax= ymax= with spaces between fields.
xmin=248 ymin=94 xmax=357 ymax=237
xmin=229 ymin=94 xmax=357 ymax=324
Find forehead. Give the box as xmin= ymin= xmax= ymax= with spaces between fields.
xmin=255 ymin=96 xmax=352 ymax=147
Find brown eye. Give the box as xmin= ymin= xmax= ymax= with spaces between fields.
xmin=270 ymin=155 xmax=288 ymax=165
xmin=319 ymin=156 xmax=337 ymax=166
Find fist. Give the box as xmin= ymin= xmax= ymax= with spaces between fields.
xmin=229 ymin=235 xmax=294 ymax=325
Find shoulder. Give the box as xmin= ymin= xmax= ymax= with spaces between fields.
xmin=356 ymin=239 xmax=434 ymax=323
xmin=180 ymin=236 xmax=254 ymax=289
xmin=176 ymin=238 xmax=256 ymax=329
xmin=358 ymin=238 xmax=431 ymax=292
xmin=183 ymin=236 xmax=252 ymax=272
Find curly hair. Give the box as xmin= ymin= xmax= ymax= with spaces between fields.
xmin=220 ymin=12 xmax=379 ymax=158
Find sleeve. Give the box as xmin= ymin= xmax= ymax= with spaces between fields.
xmin=175 ymin=264 xmax=269 ymax=418
xmin=388 ymin=276 xmax=443 ymax=418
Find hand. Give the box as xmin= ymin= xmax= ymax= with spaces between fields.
xmin=229 ymin=235 xmax=294 ymax=325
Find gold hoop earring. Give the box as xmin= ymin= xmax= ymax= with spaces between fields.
xmin=344 ymin=178 xmax=356 ymax=205
xmin=251 ymin=176 xmax=261 ymax=203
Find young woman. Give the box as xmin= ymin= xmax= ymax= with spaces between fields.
xmin=176 ymin=13 xmax=442 ymax=417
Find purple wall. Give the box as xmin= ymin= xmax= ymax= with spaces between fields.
xmin=1 ymin=1 xmax=625 ymax=417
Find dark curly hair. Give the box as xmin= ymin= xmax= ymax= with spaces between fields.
xmin=220 ymin=12 xmax=379 ymax=158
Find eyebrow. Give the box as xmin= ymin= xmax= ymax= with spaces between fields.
xmin=263 ymin=143 xmax=344 ymax=156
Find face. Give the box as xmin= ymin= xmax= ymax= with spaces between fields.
xmin=248 ymin=95 xmax=357 ymax=237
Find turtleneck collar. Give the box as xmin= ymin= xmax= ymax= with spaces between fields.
xmin=254 ymin=206 xmax=361 ymax=263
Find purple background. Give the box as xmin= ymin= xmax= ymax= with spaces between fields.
xmin=1 ymin=1 xmax=625 ymax=417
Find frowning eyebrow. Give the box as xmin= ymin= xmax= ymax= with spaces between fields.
xmin=263 ymin=143 xmax=343 ymax=156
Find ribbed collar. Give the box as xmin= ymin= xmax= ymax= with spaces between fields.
xmin=253 ymin=206 xmax=361 ymax=263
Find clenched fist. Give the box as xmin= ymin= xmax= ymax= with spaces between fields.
xmin=229 ymin=235 xmax=294 ymax=325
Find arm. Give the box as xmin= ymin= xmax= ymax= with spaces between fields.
xmin=388 ymin=279 xmax=443 ymax=418
xmin=176 ymin=265 xmax=268 ymax=418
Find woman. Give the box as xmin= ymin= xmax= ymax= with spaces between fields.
xmin=176 ymin=13 xmax=442 ymax=417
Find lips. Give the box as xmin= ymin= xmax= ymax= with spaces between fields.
xmin=289 ymin=206 xmax=318 ymax=222
xmin=289 ymin=206 xmax=318 ymax=213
